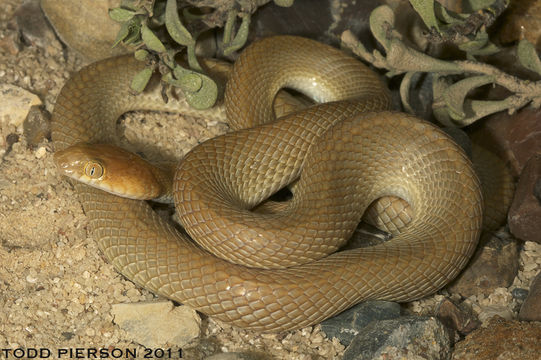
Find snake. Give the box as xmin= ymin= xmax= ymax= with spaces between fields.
xmin=51 ymin=36 xmax=485 ymax=332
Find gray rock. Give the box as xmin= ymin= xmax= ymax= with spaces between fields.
xmin=321 ymin=301 xmax=401 ymax=346
xmin=511 ymin=287 xmax=529 ymax=301
xmin=343 ymin=316 xmax=451 ymax=360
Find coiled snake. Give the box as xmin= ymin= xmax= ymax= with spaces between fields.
xmin=52 ymin=36 xmax=484 ymax=332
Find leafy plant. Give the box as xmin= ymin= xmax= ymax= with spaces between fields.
xmin=342 ymin=2 xmax=541 ymax=127
xmin=109 ymin=0 xmax=288 ymax=109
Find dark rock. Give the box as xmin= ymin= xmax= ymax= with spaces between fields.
xmin=435 ymin=298 xmax=480 ymax=338
xmin=470 ymin=107 xmax=541 ymax=177
xmin=343 ymin=316 xmax=451 ymax=360
xmin=4 ymin=133 xmax=20 ymax=156
xmin=518 ymin=271 xmax=541 ymax=321
xmin=508 ymin=155 xmax=541 ymax=244
xmin=471 ymin=144 xmax=515 ymax=231
xmin=13 ymin=0 xmax=60 ymax=52
xmin=511 ymin=287 xmax=529 ymax=301
xmin=448 ymin=232 xmax=519 ymax=297
xmin=534 ymin=178 xmax=541 ymax=201
xmin=320 ymin=301 xmax=401 ymax=346
xmin=23 ymin=105 xmax=50 ymax=148
xmin=452 ymin=316 xmax=541 ymax=360
xmin=251 ymin=0 xmax=381 ymax=47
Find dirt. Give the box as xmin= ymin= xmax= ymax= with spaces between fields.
xmin=0 ymin=1 xmax=344 ymax=359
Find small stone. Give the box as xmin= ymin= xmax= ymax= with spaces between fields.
xmin=518 ymin=271 xmax=541 ymax=321
xmin=34 ymin=146 xmax=47 ymax=159
xmin=0 ymin=84 xmax=42 ymax=128
xmin=23 ymin=106 xmax=50 ymax=148
xmin=25 ymin=274 xmax=38 ymax=283
xmin=61 ymin=332 xmax=75 ymax=340
xmin=508 ymin=155 xmax=541 ymax=244
xmin=4 ymin=133 xmax=19 ymax=156
xmin=448 ymin=232 xmax=519 ymax=297
xmin=511 ymin=288 xmax=529 ymax=301
xmin=342 ymin=316 xmax=451 ymax=360
xmin=435 ymin=298 xmax=480 ymax=337
xmin=320 ymin=301 xmax=401 ymax=346
xmin=111 ymin=301 xmax=200 ymax=348
xmin=452 ymin=316 xmax=541 ymax=360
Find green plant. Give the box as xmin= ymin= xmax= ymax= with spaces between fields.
xmin=341 ymin=2 xmax=541 ymax=127
xmin=109 ymin=0 xmax=293 ymax=109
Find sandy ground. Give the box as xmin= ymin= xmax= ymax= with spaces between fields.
xmin=0 ymin=1 xmax=346 ymax=359
xmin=1 ymin=0 xmax=540 ymax=359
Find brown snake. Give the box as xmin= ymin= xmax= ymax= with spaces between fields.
xmin=52 ymin=36 xmax=484 ymax=332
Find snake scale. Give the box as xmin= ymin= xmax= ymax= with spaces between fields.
xmin=52 ymin=36 xmax=484 ymax=332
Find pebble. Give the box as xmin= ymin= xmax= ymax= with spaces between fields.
xmin=342 ymin=316 xmax=451 ymax=360
xmin=34 ymin=146 xmax=47 ymax=159
xmin=508 ymin=154 xmax=541 ymax=244
xmin=518 ymin=270 xmax=541 ymax=321
xmin=320 ymin=301 xmax=401 ymax=346
xmin=0 ymin=83 xmax=42 ymax=128
xmin=111 ymin=301 xmax=201 ymax=348
xmin=435 ymin=298 xmax=480 ymax=338
xmin=448 ymin=232 xmax=519 ymax=297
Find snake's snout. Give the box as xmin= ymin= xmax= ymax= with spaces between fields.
xmin=53 ymin=143 xmax=166 ymax=201
xmin=53 ymin=148 xmax=82 ymax=179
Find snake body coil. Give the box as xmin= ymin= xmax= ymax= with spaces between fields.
xmin=52 ymin=36 xmax=483 ymax=332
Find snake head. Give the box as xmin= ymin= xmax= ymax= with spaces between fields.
xmin=54 ymin=143 xmax=164 ymax=200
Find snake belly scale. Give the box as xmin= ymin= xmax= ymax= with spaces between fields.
xmin=51 ymin=36 xmax=483 ymax=332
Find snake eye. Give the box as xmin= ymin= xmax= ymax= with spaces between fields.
xmin=84 ymin=161 xmax=104 ymax=179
